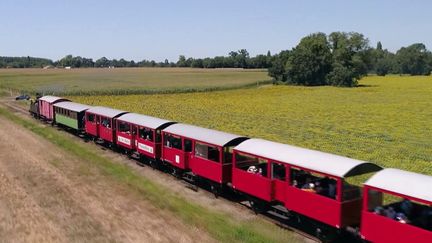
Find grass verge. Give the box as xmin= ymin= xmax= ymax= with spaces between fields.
xmin=0 ymin=106 xmax=301 ymax=243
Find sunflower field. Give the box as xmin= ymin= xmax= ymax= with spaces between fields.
xmin=70 ymin=75 xmax=432 ymax=176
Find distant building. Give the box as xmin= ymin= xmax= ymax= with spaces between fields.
xmin=65 ymin=66 xmax=71 ymax=70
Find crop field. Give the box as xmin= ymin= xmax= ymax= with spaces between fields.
xmin=0 ymin=67 xmax=269 ymax=95
xmin=71 ymin=75 xmax=432 ymax=176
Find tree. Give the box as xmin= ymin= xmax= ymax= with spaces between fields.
xmin=396 ymin=43 xmax=431 ymax=75
xmin=326 ymin=32 xmax=371 ymax=86
xmin=95 ymin=57 xmax=109 ymax=67
xmin=285 ymin=33 xmax=332 ymax=85
xmin=177 ymin=55 xmax=187 ymax=67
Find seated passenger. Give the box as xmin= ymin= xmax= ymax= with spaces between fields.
xmin=400 ymin=199 xmax=413 ymax=217
xmin=301 ymin=182 xmax=316 ymax=193
xmin=314 ymin=181 xmax=324 ymax=194
xmin=247 ymin=165 xmax=258 ymax=174
xmin=257 ymin=168 xmax=263 ymax=176
xmin=374 ymin=206 xmax=385 ymax=215
xmin=396 ymin=212 xmax=410 ymax=224
xmin=328 ymin=183 xmax=336 ymax=199
xmin=384 ymin=207 xmax=396 ymax=219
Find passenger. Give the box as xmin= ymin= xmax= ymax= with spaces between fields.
xmin=292 ymin=180 xmax=298 ymax=187
xmin=247 ymin=166 xmax=258 ymax=174
xmin=314 ymin=181 xmax=324 ymax=194
xmin=328 ymin=182 xmax=336 ymax=199
xmin=302 ymin=182 xmax=316 ymax=193
xmin=396 ymin=212 xmax=409 ymax=224
xmin=146 ymin=134 xmax=150 ymax=140
xmin=384 ymin=207 xmax=396 ymax=219
xmin=400 ymin=199 xmax=413 ymax=217
xmin=374 ymin=206 xmax=385 ymax=215
xmin=257 ymin=168 xmax=263 ymax=176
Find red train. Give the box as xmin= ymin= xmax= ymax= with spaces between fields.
xmin=29 ymin=96 xmax=432 ymax=242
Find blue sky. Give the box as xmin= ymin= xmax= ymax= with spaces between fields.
xmin=1 ymin=0 xmax=431 ymax=61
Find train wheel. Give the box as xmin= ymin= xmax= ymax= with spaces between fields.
xmin=210 ymin=183 xmax=220 ymax=198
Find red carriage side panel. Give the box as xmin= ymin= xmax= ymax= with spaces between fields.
xmin=361 ymin=211 xmax=432 ymax=243
xmin=162 ymin=146 xmax=188 ymax=169
xmin=285 ymin=186 xmax=342 ymax=227
xmin=190 ymin=155 xmax=223 ymax=183
xmin=232 ymin=168 xmax=272 ymax=201
xmin=136 ymin=138 xmax=158 ymax=159
xmin=85 ymin=112 xmax=98 ymax=137
xmin=116 ymin=120 xmax=135 ymax=150
xmin=273 ymin=179 xmax=286 ymax=203
xmin=117 ymin=132 xmax=134 ymax=149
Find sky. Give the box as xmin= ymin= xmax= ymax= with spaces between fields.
xmin=1 ymin=0 xmax=431 ymax=62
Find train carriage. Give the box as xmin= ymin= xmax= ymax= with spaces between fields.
xmin=115 ymin=113 xmax=176 ymax=159
xmin=232 ymin=138 xmax=382 ymax=228
xmin=38 ymin=96 xmax=69 ymax=121
xmin=162 ymin=124 xmax=248 ymax=183
xmin=53 ymin=102 xmax=92 ymax=131
xmin=361 ymin=168 xmax=432 ymax=243
xmin=85 ymin=106 xmax=128 ymax=144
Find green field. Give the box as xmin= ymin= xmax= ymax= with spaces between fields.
xmin=71 ymin=75 xmax=432 ymax=176
xmin=0 ymin=68 xmax=270 ymax=95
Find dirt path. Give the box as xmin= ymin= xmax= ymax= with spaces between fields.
xmin=0 ymin=114 xmax=214 ymax=243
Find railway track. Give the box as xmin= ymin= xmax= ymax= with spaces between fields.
xmin=1 ymin=98 xmax=325 ymax=242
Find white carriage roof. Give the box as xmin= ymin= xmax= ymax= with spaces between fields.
xmin=39 ymin=95 xmax=68 ymax=103
xmin=54 ymin=101 xmax=92 ymax=112
xmin=86 ymin=106 xmax=127 ymax=118
xmin=117 ymin=113 xmax=175 ymax=129
xmin=234 ymin=138 xmax=381 ymax=178
xmin=163 ymin=123 xmax=247 ymax=146
xmin=365 ymin=168 xmax=432 ymax=202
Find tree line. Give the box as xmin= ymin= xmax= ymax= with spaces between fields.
xmin=268 ymin=32 xmax=432 ymax=86
xmin=1 ymin=31 xmax=431 ymax=87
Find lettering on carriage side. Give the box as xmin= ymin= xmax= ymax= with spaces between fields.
xmin=117 ymin=136 xmax=131 ymax=145
xmin=138 ymin=143 xmax=154 ymax=154
xmin=175 ymin=155 xmax=180 ymax=164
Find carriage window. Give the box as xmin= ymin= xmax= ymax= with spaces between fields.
xmin=235 ymin=152 xmax=268 ymax=177
xmin=87 ymin=114 xmax=95 ymax=123
xmin=119 ymin=122 xmax=130 ymax=133
xmin=184 ymin=139 xmax=192 ymax=152
xmin=155 ymin=130 xmax=162 ymax=143
xmin=223 ymin=147 xmax=234 ymax=164
xmin=139 ymin=127 xmax=153 ymax=141
xmin=164 ymin=133 xmax=182 ymax=150
xmin=101 ymin=117 xmax=111 ymax=128
xmin=195 ymin=142 xmax=219 ymax=162
xmin=272 ymin=163 xmax=286 ymax=180
xmin=290 ymin=168 xmax=337 ymax=200
xmin=71 ymin=111 xmax=77 ymax=119
xmin=368 ymin=189 xmax=432 ymax=231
